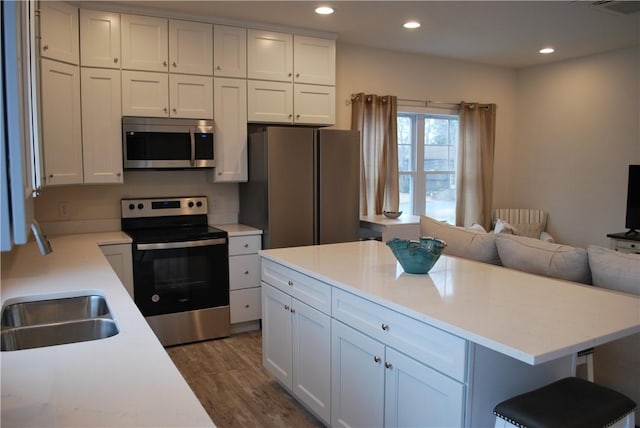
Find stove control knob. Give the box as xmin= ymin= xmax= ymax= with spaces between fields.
xmin=138 ymin=203 xmax=144 ymax=210
xmin=188 ymin=201 xmax=194 ymax=208
xmin=196 ymin=201 xmax=202 ymax=207
xmin=128 ymin=203 xmax=135 ymax=210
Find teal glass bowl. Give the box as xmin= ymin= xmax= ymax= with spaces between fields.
xmin=386 ymin=237 xmax=447 ymax=274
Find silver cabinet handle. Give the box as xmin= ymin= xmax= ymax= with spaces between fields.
xmin=287 ymin=280 xmax=293 ymax=286
xmin=296 ymin=114 xmax=300 ymax=119
xmin=288 ymin=72 xmax=292 ymax=77
xmin=172 ymin=61 xmax=177 ymax=67
xmin=374 ymin=356 xmax=381 ymax=363
xmin=385 ymin=362 xmax=393 ymax=369
xmin=163 ymin=61 xmax=167 ymax=67
xmin=381 ymin=323 xmax=389 ymax=331
xmin=116 ymin=172 xmax=121 ymax=177
xmin=290 ymin=308 xmax=296 ymax=314
xmin=114 ymin=57 xmax=118 ymax=63
xmin=244 ymin=304 xmax=250 ymax=308
xmin=244 ymin=243 xmax=249 ymax=248
xmin=163 ymin=107 xmax=168 ymax=113
xmin=284 ymin=305 xmax=290 ymax=311
xmin=172 ymin=108 xmax=177 ymax=113
xmin=216 ymin=65 xmax=221 ymax=70
xmin=244 ymin=270 xmax=249 ymax=275
xmin=43 ymin=45 xmax=49 ymax=51
xmin=296 ymin=73 xmax=300 ymax=78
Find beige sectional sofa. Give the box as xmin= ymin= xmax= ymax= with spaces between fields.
xmin=419 ymin=215 xmax=640 ymax=420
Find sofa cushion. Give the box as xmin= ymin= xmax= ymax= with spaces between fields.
xmin=587 ymin=245 xmax=640 ymax=295
xmin=495 ymin=234 xmax=591 ymax=284
xmin=495 ymin=219 xmax=518 ymax=235
xmin=420 ymin=215 xmax=501 ymax=265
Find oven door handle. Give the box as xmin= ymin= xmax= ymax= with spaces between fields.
xmin=136 ymin=238 xmax=226 ymax=251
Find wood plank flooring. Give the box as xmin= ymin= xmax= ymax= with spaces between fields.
xmin=166 ymin=330 xmax=324 ymax=428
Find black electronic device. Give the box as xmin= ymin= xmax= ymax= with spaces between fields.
xmin=624 ymin=164 xmax=640 ymax=235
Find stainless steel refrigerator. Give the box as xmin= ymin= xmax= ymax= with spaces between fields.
xmin=239 ymin=126 xmax=360 ymax=249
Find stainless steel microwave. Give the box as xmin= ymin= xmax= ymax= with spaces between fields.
xmin=122 ymin=117 xmax=215 ymax=169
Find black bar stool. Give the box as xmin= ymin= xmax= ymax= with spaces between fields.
xmin=493 ymin=377 xmax=636 ymax=428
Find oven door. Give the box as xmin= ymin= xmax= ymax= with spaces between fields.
xmin=132 ymin=238 xmax=229 ymax=317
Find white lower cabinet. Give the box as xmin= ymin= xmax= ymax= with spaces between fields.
xmin=99 ymin=243 xmax=134 ymax=298
xmin=228 ymin=232 xmax=262 ymax=324
xmin=262 ymin=282 xmax=331 ymax=425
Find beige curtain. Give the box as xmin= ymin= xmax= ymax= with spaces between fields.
xmin=351 ymin=93 xmax=399 ymax=216
xmin=456 ymin=102 xmax=497 ymax=229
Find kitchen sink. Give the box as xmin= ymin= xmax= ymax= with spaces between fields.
xmin=0 ymin=294 xmax=119 ymax=351
xmin=1 ymin=295 xmax=110 ymax=328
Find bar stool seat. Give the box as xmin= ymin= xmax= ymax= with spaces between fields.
xmin=493 ymin=377 xmax=636 ymax=428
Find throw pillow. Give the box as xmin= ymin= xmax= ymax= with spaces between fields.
xmin=420 ymin=215 xmax=501 ymax=265
xmin=495 ymin=234 xmax=592 ymax=284
xmin=515 ymin=222 xmax=545 ymax=239
xmin=469 ymin=223 xmax=487 ymax=233
xmin=494 ymin=219 xmax=518 ymax=235
xmin=587 ymin=245 xmax=640 ymax=295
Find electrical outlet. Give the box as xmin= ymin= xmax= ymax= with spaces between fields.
xmin=58 ymin=202 xmax=70 ymax=218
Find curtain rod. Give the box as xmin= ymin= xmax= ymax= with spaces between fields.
xmin=397 ymin=98 xmax=461 ymax=109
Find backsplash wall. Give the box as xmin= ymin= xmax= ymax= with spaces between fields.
xmin=35 ymin=170 xmax=239 ymax=235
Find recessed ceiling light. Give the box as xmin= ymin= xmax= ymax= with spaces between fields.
xmin=539 ymin=47 xmax=555 ymax=54
xmin=315 ymin=6 xmax=334 ymax=15
xmin=403 ymin=21 xmax=421 ymax=29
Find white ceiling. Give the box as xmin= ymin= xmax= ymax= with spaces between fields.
xmin=105 ymin=1 xmax=640 ymax=69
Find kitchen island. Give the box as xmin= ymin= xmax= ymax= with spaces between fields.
xmin=259 ymin=240 xmax=640 ymax=427
xmin=1 ymin=233 xmax=214 ymax=427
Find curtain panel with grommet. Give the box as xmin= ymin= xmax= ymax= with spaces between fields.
xmin=456 ymin=102 xmax=497 ymax=230
xmin=350 ymin=93 xmax=399 ymax=216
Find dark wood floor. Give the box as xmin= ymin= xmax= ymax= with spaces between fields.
xmin=166 ymin=330 xmax=324 ymax=428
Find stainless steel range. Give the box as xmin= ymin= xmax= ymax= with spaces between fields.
xmin=121 ymin=196 xmax=229 ymax=346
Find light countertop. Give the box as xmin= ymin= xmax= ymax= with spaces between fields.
xmin=260 ymin=240 xmax=640 ymax=365
xmin=1 ymin=233 xmax=214 ymax=427
xmin=360 ymin=214 xmax=421 ymax=226
xmin=214 ymin=224 xmax=263 ymax=236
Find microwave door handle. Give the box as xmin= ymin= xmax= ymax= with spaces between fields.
xmin=189 ymin=127 xmax=195 ymax=167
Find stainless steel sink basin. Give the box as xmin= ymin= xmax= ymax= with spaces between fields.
xmin=1 ymin=295 xmax=110 ymax=328
xmin=0 ymin=294 xmax=119 ymax=351
xmin=1 ymin=319 xmax=119 ymax=351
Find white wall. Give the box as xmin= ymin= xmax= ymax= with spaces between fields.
xmin=514 ymin=46 xmax=640 ymax=247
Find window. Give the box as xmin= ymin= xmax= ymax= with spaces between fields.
xmin=397 ymin=113 xmax=459 ymax=224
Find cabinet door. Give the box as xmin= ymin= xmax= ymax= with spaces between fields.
xmin=80 ymin=9 xmax=120 ymax=68
xmin=293 ymin=35 xmax=335 ymax=86
xmin=229 ymin=254 xmax=259 ymax=291
xmin=169 ymin=74 xmax=213 ymax=118
xmin=331 ymin=320 xmax=385 ymax=428
xmin=230 ymin=287 xmax=261 ymax=323
xmin=294 ymin=84 xmax=335 ymax=125
xmin=81 ymin=68 xmax=123 ymax=184
xmin=40 ymin=59 xmax=83 ymax=185
xmin=100 ymin=244 xmax=134 ymax=298
xmin=121 ymin=70 xmax=169 ymax=117
xmin=121 ymin=14 xmax=168 ymax=72
xmin=247 ymin=29 xmax=292 ymax=82
xmin=262 ymin=283 xmax=293 ymax=388
xmin=169 ymin=19 xmax=212 ymax=76
xmin=39 ymin=2 xmax=79 ymax=64
xmin=213 ymin=78 xmax=247 ymax=182
xmin=247 ymin=80 xmax=292 ymax=123
xmin=293 ymin=301 xmax=331 ymax=425
xmin=385 ymin=347 xmax=465 ymax=428
xmin=214 ymin=25 xmax=246 ymax=78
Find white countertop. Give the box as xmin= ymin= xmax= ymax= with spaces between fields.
xmin=260 ymin=240 xmax=640 ymax=365
xmin=360 ymin=214 xmax=421 ymax=226
xmin=1 ymin=233 xmax=214 ymax=428
xmin=214 ymin=223 xmax=263 ymax=236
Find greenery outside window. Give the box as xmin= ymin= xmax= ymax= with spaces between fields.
xmin=397 ymin=113 xmax=459 ymax=224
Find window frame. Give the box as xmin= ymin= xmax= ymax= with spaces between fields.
xmin=397 ymin=106 xmax=459 ymax=221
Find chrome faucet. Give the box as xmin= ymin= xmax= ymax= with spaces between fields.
xmin=31 ymin=220 xmax=52 ymax=256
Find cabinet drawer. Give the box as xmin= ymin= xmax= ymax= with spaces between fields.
xmin=229 ymin=235 xmax=261 ymax=255
xmin=229 ymin=254 xmax=260 ymax=291
xmin=616 ymin=240 xmax=640 ymax=253
xmin=230 ymin=287 xmax=261 ymax=323
xmin=261 ymin=259 xmax=331 ymax=315
xmin=332 ymin=288 xmax=467 ymax=381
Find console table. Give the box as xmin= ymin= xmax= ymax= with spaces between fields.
xmin=606 ymin=232 xmax=640 ymax=254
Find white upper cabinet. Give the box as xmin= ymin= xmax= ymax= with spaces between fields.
xmin=169 ymin=20 xmax=213 ymax=76
xmin=81 ymin=68 xmax=123 ymax=184
xmin=294 ymin=84 xmax=335 ymax=125
xmin=293 ymin=35 xmax=335 ymax=86
xmin=121 ymin=70 xmax=169 ymax=117
xmin=39 ymin=2 xmax=79 ymax=65
xmin=247 ymin=29 xmax=293 ymax=82
xmin=169 ymin=74 xmax=213 ymax=118
xmin=121 ymin=14 xmax=168 ymax=72
xmin=214 ymin=25 xmax=247 ymax=78
xmin=40 ymin=59 xmax=83 ymax=185
xmin=247 ymin=80 xmax=293 ymax=123
xmin=80 ymin=9 xmax=120 ymax=68
xmin=214 ymin=77 xmax=247 ymax=182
